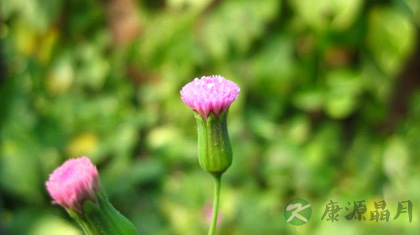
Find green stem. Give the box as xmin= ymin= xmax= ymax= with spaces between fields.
xmin=67 ymin=191 xmax=138 ymax=235
xmin=208 ymin=174 xmax=221 ymax=235
xmin=67 ymin=209 xmax=95 ymax=235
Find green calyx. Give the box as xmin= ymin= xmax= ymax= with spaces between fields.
xmin=67 ymin=191 xmax=138 ymax=235
xmin=194 ymin=111 xmax=233 ymax=175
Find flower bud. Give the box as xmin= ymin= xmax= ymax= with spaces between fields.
xmin=181 ymin=75 xmax=240 ymax=174
xmin=46 ymin=156 xmax=138 ymax=235
xmin=46 ymin=156 xmax=99 ymax=213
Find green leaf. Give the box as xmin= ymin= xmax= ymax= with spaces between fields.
xmin=367 ymin=7 xmax=416 ymax=76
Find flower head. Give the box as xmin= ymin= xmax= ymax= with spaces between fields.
xmin=46 ymin=156 xmax=100 ymax=213
xmin=180 ymin=75 xmax=240 ymax=119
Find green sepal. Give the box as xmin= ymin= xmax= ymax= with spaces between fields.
xmin=194 ymin=111 xmax=232 ymax=174
xmin=67 ymin=191 xmax=138 ymax=235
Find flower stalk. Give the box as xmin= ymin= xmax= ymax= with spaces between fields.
xmin=208 ymin=174 xmax=221 ymax=235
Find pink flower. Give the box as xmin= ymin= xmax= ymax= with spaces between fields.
xmin=180 ymin=75 xmax=240 ymax=119
xmin=46 ymin=156 xmax=100 ymax=213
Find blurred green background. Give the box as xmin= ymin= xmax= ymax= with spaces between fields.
xmin=0 ymin=0 xmax=419 ymax=234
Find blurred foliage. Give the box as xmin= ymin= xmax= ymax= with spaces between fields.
xmin=0 ymin=0 xmax=419 ymax=234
